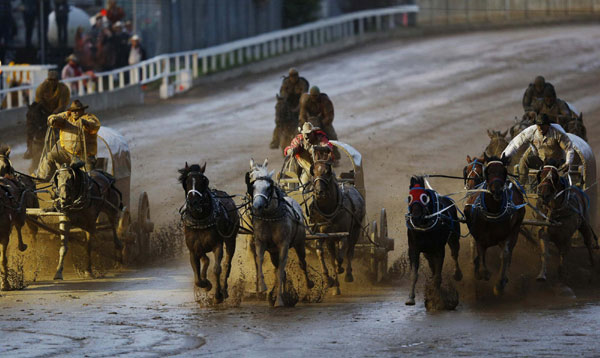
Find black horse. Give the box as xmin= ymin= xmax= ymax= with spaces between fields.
xmin=178 ymin=162 xmax=239 ymax=303
xmin=25 ymin=102 xmax=51 ymax=171
xmin=405 ymin=176 xmax=462 ymax=306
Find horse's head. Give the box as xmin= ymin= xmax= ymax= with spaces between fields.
xmin=178 ymin=162 xmax=209 ymax=210
xmin=311 ymin=146 xmax=334 ymax=199
xmin=463 ymin=155 xmax=484 ymax=189
xmin=54 ymin=161 xmax=85 ymax=209
xmin=567 ymin=117 xmax=586 ymax=140
xmin=484 ymin=129 xmax=509 ymax=158
xmin=483 ymin=153 xmax=509 ymax=201
xmin=408 ymin=176 xmax=433 ymax=226
xmin=537 ymin=159 xmax=564 ymax=206
xmin=246 ymin=158 xmax=276 ymax=213
xmin=0 ymin=145 xmax=12 ymax=177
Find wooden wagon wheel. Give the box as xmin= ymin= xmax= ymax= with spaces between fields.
xmin=369 ymin=208 xmax=391 ymax=283
xmin=117 ymin=207 xmax=135 ymax=263
xmin=137 ymin=192 xmax=154 ymax=257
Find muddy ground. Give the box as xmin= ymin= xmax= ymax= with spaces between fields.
xmin=2 ymin=24 xmax=600 ymax=357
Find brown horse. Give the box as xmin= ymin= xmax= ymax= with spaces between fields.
xmin=25 ymin=102 xmax=50 ymax=172
xmin=310 ymin=146 xmax=365 ymax=295
xmin=271 ymin=95 xmax=301 ymax=153
xmin=465 ymin=154 xmax=525 ymax=295
xmin=246 ymin=159 xmax=314 ymax=307
xmin=463 ymin=155 xmax=484 ymax=190
xmin=0 ymin=146 xmax=39 ymax=290
xmin=405 ymin=176 xmax=462 ymax=306
xmin=535 ymin=159 xmax=596 ymax=281
xmin=484 ymin=130 xmax=509 ymax=158
xmin=566 ymin=113 xmax=587 ymax=142
xmin=53 ymin=162 xmax=124 ymax=279
xmin=178 ymin=162 xmax=239 ymax=303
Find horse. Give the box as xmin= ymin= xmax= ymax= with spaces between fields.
xmin=272 ymin=95 xmax=300 ymax=154
xmin=25 ymin=102 xmax=50 ymax=172
xmin=246 ymin=158 xmax=314 ymax=307
xmin=178 ymin=162 xmax=239 ymax=303
xmin=484 ymin=130 xmax=509 ymax=158
xmin=566 ymin=113 xmax=587 ymax=142
xmin=510 ymin=115 xmax=532 ymax=139
xmin=53 ymin=161 xmax=124 ymax=279
xmin=0 ymin=145 xmax=39 ymax=290
xmin=465 ymin=154 xmax=525 ymax=295
xmin=463 ymin=155 xmax=484 ymax=190
xmin=535 ymin=159 xmax=596 ymax=281
xmin=310 ymin=146 xmax=365 ymax=295
xmin=405 ymin=176 xmax=462 ymax=306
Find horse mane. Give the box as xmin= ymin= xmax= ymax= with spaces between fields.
xmin=249 ymin=164 xmax=271 ymax=181
xmin=409 ymin=175 xmax=425 ymax=189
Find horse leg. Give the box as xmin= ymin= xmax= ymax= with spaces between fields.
xmin=405 ymin=246 xmax=419 ymax=306
xmin=213 ymin=243 xmax=224 ymax=303
xmin=15 ymin=221 xmax=27 ymax=252
xmin=249 ymin=236 xmax=266 ymax=293
xmin=580 ymin=222 xmax=595 ymax=268
xmin=448 ymin=233 xmax=462 ymax=281
xmin=254 ymin=240 xmax=268 ymax=294
xmin=54 ymin=219 xmax=69 ymax=280
xmin=199 ymin=254 xmax=212 ymax=291
xmin=433 ymin=250 xmax=444 ymax=290
xmin=345 ymin=228 xmax=359 ymax=283
xmin=222 ymin=238 xmax=236 ymax=299
xmin=316 ymin=239 xmax=334 ymax=288
xmin=326 ymin=239 xmax=341 ymax=295
xmin=473 ymin=239 xmax=482 ymax=280
xmin=494 ymin=238 xmax=519 ymax=296
xmin=189 ymin=251 xmax=202 ymax=287
xmin=84 ymin=231 xmax=95 ymax=278
xmin=336 ymin=238 xmax=347 ymax=275
xmin=293 ymin=238 xmax=314 ymax=289
xmin=274 ymin=243 xmax=289 ymax=308
xmin=480 ymin=244 xmax=491 ymax=281
xmin=536 ymin=228 xmax=549 ymax=282
xmin=0 ymin=233 xmax=8 ymax=290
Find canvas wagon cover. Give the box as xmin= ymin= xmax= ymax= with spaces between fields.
xmin=98 ymin=127 xmax=131 ymax=180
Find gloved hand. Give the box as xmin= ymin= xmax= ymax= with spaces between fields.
xmin=559 ymin=162 xmax=569 ymax=173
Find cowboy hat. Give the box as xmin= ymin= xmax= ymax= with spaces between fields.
xmin=68 ymin=100 xmax=88 ymax=111
xmin=65 ymin=54 xmax=79 ymax=63
xmin=299 ymin=122 xmax=319 ymax=134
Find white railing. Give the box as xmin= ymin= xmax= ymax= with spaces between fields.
xmin=0 ymin=5 xmax=418 ymax=110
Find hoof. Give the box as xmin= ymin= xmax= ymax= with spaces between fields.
xmin=274 ymin=297 xmax=285 ymax=308
xmin=258 ymin=282 xmax=268 ymax=293
xmin=1 ymin=280 xmax=8 ymax=291
xmin=53 ymin=273 xmax=63 ymax=280
xmin=84 ymin=270 xmax=95 ymax=279
xmin=268 ymin=290 xmax=276 ymax=307
xmin=331 ymin=287 xmax=341 ymax=296
xmin=405 ymin=298 xmax=415 ymax=306
xmin=307 ymin=280 xmax=315 ymax=289
xmin=215 ymin=291 xmax=224 ymax=304
xmin=222 ymin=289 xmax=229 ymax=299
xmin=493 ymin=285 xmax=504 ymax=296
xmin=453 ymin=270 xmax=463 ymax=282
xmin=536 ymin=274 xmax=547 ymax=282
xmin=326 ymin=276 xmax=336 ymax=288
xmin=18 ymin=243 xmax=28 ymax=252
xmin=202 ymin=280 xmax=212 ymax=292
xmin=344 ymin=272 xmax=354 ymax=283
xmin=337 ymin=266 xmax=345 ymax=274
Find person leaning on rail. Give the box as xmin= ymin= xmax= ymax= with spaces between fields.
xmin=502 ymin=113 xmax=575 ymax=186
xmin=36 ymin=100 xmax=100 ymax=181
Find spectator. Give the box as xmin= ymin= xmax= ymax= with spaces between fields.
xmin=0 ymin=1 xmax=14 ymax=62
xmin=124 ymin=20 xmax=133 ymax=36
xmin=128 ymin=35 xmax=146 ymax=66
xmin=55 ymin=0 xmax=69 ymax=46
xmin=61 ymin=54 xmax=83 ymax=93
xmin=106 ymin=0 xmax=124 ymax=24
xmin=22 ymin=0 xmax=38 ymax=48
xmin=112 ymin=21 xmax=129 ymax=68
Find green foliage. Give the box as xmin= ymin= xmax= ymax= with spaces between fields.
xmin=283 ymin=0 xmax=322 ymax=28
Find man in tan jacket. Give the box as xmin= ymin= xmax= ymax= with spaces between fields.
xmin=36 ymin=100 xmax=100 ymax=181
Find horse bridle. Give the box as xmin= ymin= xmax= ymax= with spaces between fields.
xmin=54 ymin=167 xmax=89 ymax=210
xmin=185 ymin=171 xmax=210 ymax=213
xmin=538 ymin=165 xmax=561 ymax=194
xmin=312 ymin=160 xmax=333 ymax=187
xmin=464 ymin=159 xmax=483 ymax=187
xmin=484 ymin=160 xmax=507 ymax=189
xmin=249 ymin=176 xmax=276 ymax=203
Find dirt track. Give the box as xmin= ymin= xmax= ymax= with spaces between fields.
xmin=3 ymin=24 xmax=600 ymax=357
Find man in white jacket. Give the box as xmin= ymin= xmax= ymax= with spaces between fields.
xmin=502 ymin=113 xmax=575 ymax=184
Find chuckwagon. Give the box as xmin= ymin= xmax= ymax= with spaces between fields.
xmin=276 ymin=140 xmax=395 ymax=282
xmin=25 ymin=126 xmax=154 ymax=266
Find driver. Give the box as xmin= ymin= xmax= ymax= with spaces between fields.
xmin=270 ymin=68 xmax=309 ymax=149
xmin=284 ymin=122 xmax=333 ymax=185
xmin=36 ymin=100 xmax=100 ymax=181
xmin=502 ymin=113 xmax=575 ymax=185
xmin=522 ymin=75 xmax=553 ymax=112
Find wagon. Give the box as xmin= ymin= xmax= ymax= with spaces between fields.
xmin=25 ymin=126 xmax=154 ymax=264
xmin=514 ymin=133 xmax=597 ymax=229
xmin=277 ymin=140 xmax=395 ymax=282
